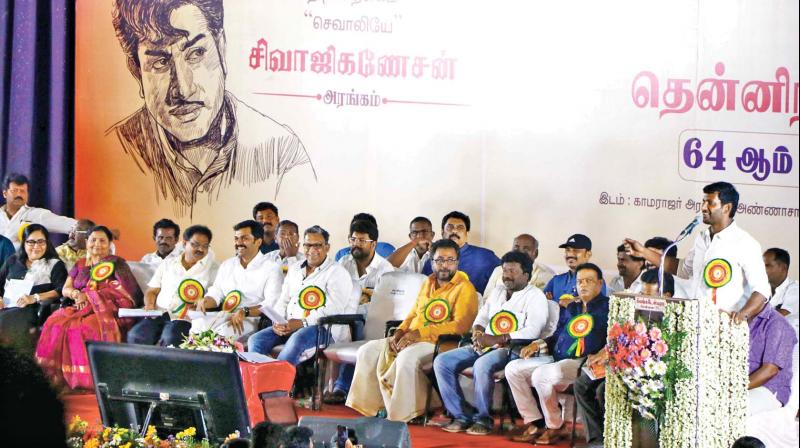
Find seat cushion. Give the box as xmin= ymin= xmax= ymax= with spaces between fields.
xmin=323 ymin=341 xmax=367 ymax=364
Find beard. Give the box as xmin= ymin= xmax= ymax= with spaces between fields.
xmin=351 ymin=247 xmax=368 ymax=260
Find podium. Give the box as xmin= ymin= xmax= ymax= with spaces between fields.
xmin=604 ymin=293 xmax=749 ymax=448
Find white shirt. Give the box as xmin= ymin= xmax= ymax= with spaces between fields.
xmin=207 ymin=251 xmax=283 ymax=310
xmin=474 ymin=284 xmax=549 ymax=340
xmin=680 ymin=221 xmax=771 ymax=312
xmin=607 ymin=274 xmax=644 ymax=296
xmin=1 ymin=204 xmax=76 ymax=248
xmin=148 ymin=253 xmax=218 ymax=316
xmin=338 ymin=252 xmax=395 ymax=289
xmin=277 ymin=255 xmax=354 ymax=341
xmin=264 ymin=249 xmax=305 ymax=274
xmin=770 ymin=278 xmax=799 ymax=334
xmin=483 ymin=262 xmax=556 ymax=296
xmin=398 ymin=249 xmax=430 ymax=274
xmin=140 ymin=245 xmax=184 ymax=269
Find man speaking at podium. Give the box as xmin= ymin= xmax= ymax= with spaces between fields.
xmin=626 ymin=182 xmax=771 ymax=322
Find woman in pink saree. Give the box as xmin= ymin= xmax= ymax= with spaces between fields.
xmin=35 ymin=226 xmax=142 ymax=390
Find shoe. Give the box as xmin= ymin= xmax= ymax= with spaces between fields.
xmin=465 ymin=422 xmax=492 ymax=436
xmin=509 ymin=423 xmax=543 ymax=442
xmin=322 ymin=390 xmax=347 ymax=405
xmin=442 ymin=419 xmax=471 ymax=433
xmin=534 ymin=426 xmax=565 ymax=445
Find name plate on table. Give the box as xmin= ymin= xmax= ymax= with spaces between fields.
xmin=634 ymin=296 xmax=667 ymax=313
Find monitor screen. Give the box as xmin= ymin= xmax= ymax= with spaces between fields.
xmin=87 ymin=341 xmax=251 ymax=442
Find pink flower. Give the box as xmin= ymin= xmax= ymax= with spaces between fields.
xmin=634 ymin=322 xmax=647 ymax=335
xmin=640 ymin=349 xmax=652 ymax=361
xmin=648 ymin=327 xmax=662 ymax=341
xmin=609 ymin=323 xmax=623 ymax=339
xmin=652 ymin=340 xmax=668 ymax=357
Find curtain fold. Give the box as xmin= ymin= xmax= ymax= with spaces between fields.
xmin=0 ymin=0 xmax=73 ymax=217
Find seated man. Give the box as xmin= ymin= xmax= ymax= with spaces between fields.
xmin=573 ymin=268 xmax=674 ymax=448
xmin=607 ymin=244 xmax=645 ymax=295
xmin=387 ymin=216 xmax=435 ymax=274
xmin=55 ymin=219 xmax=94 ymax=270
xmin=505 ymin=263 xmax=609 ymax=444
xmin=483 ymin=233 xmax=555 ymax=294
xmin=193 ymin=220 xmax=283 ymax=338
xmin=747 ymin=285 xmax=797 ymax=416
xmin=346 ymin=239 xmax=478 ymax=422
xmin=140 ymin=218 xmax=183 ymax=268
xmin=434 ymin=251 xmax=549 ymax=435
xmin=248 ymin=225 xmax=354 ymax=365
xmin=544 ymin=234 xmax=606 ymax=308
xmin=422 ymin=211 xmax=500 ymax=294
xmin=265 ymin=220 xmax=305 ymax=273
xmin=324 ymin=219 xmax=395 ymax=404
xmin=335 ymin=213 xmax=396 ymax=261
xmin=128 ymin=225 xmax=217 ymax=346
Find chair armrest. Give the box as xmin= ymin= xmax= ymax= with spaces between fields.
xmin=509 ymin=339 xmax=535 ymax=357
xmin=433 ymin=334 xmax=467 ymax=358
xmin=317 ymin=314 xmax=365 ymax=326
xmin=385 ymin=320 xmax=404 ymax=337
xmin=36 ymin=299 xmax=60 ymax=325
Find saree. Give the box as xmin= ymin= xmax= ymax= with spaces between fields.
xmin=35 ymin=255 xmax=142 ymax=390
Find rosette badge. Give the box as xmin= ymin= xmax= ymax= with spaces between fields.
xmin=299 ymin=285 xmax=326 ymax=317
xmin=566 ymin=313 xmax=594 ymax=357
xmin=90 ymin=261 xmax=115 ymax=282
xmin=489 ymin=310 xmax=518 ymax=335
xmin=173 ymin=279 xmax=205 ymax=319
xmin=222 ymin=290 xmax=243 ymax=312
xmin=424 ymin=298 xmax=451 ymax=325
xmin=703 ymin=258 xmax=732 ymax=304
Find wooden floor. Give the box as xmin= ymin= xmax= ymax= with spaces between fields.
xmin=62 ymin=392 xmax=577 ymax=447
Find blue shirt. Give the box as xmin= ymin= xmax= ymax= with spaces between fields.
xmin=259 ymin=240 xmax=280 ymax=254
xmin=543 ymin=270 xmax=607 ymax=302
xmin=335 ymin=241 xmax=396 ymax=262
xmin=548 ymin=294 xmax=609 ymax=361
xmin=0 ymin=235 xmax=13 ymax=267
xmin=422 ymin=243 xmax=500 ymax=294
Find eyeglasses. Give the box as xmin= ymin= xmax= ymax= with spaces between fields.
xmin=188 ymin=241 xmax=210 ymax=250
xmin=24 ymin=239 xmax=47 ymax=247
xmin=444 ymin=224 xmax=467 ymax=232
xmin=348 ymin=237 xmax=374 ymax=245
xmin=72 ymin=230 xmax=89 ymax=235
xmin=303 ymin=243 xmax=326 ymax=250
xmin=432 ymin=257 xmax=458 ymax=266
xmin=409 ymin=230 xmax=432 ymax=237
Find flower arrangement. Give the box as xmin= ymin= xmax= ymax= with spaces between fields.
xmin=178 ymin=329 xmax=237 ymax=353
xmin=607 ymin=318 xmax=691 ymax=421
xmin=66 ymin=416 xmax=242 ymax=448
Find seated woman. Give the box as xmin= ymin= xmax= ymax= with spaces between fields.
xmin=0 ymin=224 xmax=68 ymax=355
xmin=35 ymin=225 xmax=142 ymax=390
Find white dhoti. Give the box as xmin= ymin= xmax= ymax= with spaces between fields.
xmin=747 ymin=386 xmax=782 ymax=416
xmin=346 ymin=338 xmax=438 ymax=422
xmin=189 ymin=313 xmax=259 ymax=339
xmin=504 ymin=356 xmax=555 ymax=423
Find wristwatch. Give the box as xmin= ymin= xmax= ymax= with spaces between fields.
xmin=33 ymin=293 xmax=41 ymax=302
xmin=243 ymin=307 xmax=251 ymax=317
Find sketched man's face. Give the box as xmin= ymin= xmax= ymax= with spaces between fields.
xmin=137 ymin=4 xmax=226 ymax=143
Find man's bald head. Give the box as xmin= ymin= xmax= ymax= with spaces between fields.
xmin=512 ymin=234 xmax=539 ymax=262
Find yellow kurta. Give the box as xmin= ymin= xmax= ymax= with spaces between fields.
xmin=346 ymin=270 xmax=478 ymax=421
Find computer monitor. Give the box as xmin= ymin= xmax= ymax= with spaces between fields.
xmin=87 ymin=341 xmax=251 ymax=442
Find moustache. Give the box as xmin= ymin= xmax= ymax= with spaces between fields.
xmin=13 ymin=196 xmax=23 ymax=201
xmin=566 ymin=256 xmax=577 ymax=261
xmin=235 ymin=245 xmax=247 ymax=250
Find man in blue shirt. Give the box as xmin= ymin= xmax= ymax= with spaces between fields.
xmin=334 ymin=213 xmax=396 ymax=261
xmin=505 ymin=263 xmax=609 ymax=444
xmin=422 ymin=211 xmax=500 ymax=293
xmin=0 ymin=234 xmax=13 ymax=266
xmin=544 ymin=234 xmax=606 ymax=307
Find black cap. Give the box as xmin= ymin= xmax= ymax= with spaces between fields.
xmin=558 ymin=234 xmax=592 ymax=250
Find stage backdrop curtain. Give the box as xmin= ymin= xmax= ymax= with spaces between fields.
xmin=0 ymin=0 xmax=73 ymax=216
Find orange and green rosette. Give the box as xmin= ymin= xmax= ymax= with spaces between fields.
xmin=173 ymin=279 xmax=205 ymax=319
xmin=423 ymin=298 xmax=451 ymax=325
xmin=489 ymin=310 xmax=519 ymax=335
xmin=299 ymin=285 xmax=326 ymax=317
xmin=566 ymin=313 xmax=594 ymax=357
xmin=90 ymin=261 xmax=116 ymax=283
xmin=703 ymin=258 xmax=732 ymax=304
xmin=222 ymin=290 xmax=243 ymax=312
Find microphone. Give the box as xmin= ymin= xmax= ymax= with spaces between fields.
xmin=675 ymin=213 xmax=702 ymax=243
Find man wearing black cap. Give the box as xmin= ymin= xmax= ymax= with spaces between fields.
xmin=543 ymin=234 xmax=606 ymax=307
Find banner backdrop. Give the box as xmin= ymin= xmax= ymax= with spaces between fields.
xmin=75 ymin=0 xmax=800 ymax=277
